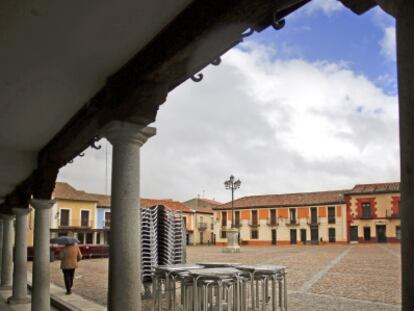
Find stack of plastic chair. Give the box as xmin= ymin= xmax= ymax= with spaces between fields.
xmin=157 ymin=205 xmax=177 ymax=265
xmin=173 ymin=213 xmax=185 ymax=264
xmin=141 ymin=206 xmax=159 ymax=283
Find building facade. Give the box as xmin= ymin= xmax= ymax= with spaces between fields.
xmin=213 ymin=182 xmax=401 ymax=245
xmin=346 ymin=183 xmax=401 ymax=243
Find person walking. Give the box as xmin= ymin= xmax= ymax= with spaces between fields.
xmin=60 ymin=243 xmax=82 ymax=294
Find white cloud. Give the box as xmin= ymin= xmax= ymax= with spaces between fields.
xmin=380 ymin=26 xmax=396 ymax=62
xmin=58 ymin=41 xmax=399 ymax=203
xmin=303 ymin=0 xmax=343 ymax=15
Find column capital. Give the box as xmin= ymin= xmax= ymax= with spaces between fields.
xmin=102 ymin=121 xmax=156 ymax=146
xmin=30 ymin=199 xmax=55 ymax=210
xmin=11 ymin=208 xmax=31 ymax=216
xmin=0 ymin=214 xmax=15 ymax=221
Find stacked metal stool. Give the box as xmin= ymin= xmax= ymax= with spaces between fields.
xmin=152 ymin=262 xmax=288 ymax=311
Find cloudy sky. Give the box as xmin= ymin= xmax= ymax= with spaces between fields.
xmin=58 ymin=1 xmax=398 ymax=203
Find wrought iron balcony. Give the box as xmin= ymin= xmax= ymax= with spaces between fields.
xmin=386 ymin=213 xmax=400 ymax=219
xmin=266 ymin=219 xmax=279 ymax=226
xmin=328 ymin=217 xmax=336 ymax=224
xmin=307 ymin=217 xmax=320 ymax=226
xmin=285 ymin=218 xmax=299 ymax=226
xmin=248 ymin=220 xmax=260 ymax=227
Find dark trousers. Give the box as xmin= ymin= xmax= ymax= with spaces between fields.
xmin=62 ymin=269 xmax=75 ymax=292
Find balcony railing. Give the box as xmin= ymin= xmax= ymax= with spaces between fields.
xmin=307 ymin=217 xmax=321 ymax=226
xmin=248 ymin=220 xmax=260 ymax=227
xmin=285 ymin=218 xmax=299 ymax=226
xmin=266 ymin=219 xmax=279 ymax=226
xmin=233 ymin=222 xmax=242 ymax=228
xmin=104 ymin=220 xmax=111 ymax=228
xmin=386 ymin=213 xmax=400 ymax=219
xmin=360 ymin=215 xmax=373 ymax=220
xmin=198 ymin=222 xmax=208 ymax=231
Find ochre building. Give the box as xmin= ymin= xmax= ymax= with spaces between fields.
xmin=213 ymin=182 xmax=401 ymax=246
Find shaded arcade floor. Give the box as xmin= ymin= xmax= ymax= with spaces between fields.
xmin=28 ymin=243 xmax=401 ymax=310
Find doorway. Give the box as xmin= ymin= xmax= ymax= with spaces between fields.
xmin=311 ymin=228 xmax=319 ymax=244
xmin=376 ymin=225 xmax=387 ymax=243
xmin=300 ymin=229 xmax=307 ymax=245
xmin=271 ymin=229 xmax=277 ymax=245
xmin=350 ymin=226 xmax=358 ymax=242
xmin=364 ymin=227 xmax=371 ymax=241
xmin=290 ymin=229 xmax=297 ymax=244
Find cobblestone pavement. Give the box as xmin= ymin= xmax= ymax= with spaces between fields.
xmin=28 ymin=243 xmax=401 ymax=310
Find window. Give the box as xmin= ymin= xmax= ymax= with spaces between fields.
xmin=105 ymin=212 xmax=111 ymax=227
xmin=270 ymin=209 xmax=277 ymax=225
xmin=60 ymin=209 xmax=70 ymax=226
xmin=328 ymin=206 xmax=336 ymax=224
xmin=251 ymin=210 xmax=258 ymax=225
xmin=221 ymin=211 xmax=227 ymax=227
xmin=251 ymin=229 xmax=258 ymax=239
xmin=361 ymin=203 xmax=372 ymax=219
xmin=234 ymin=211 xmax=240 ymax=227
xmin=289 ymin=208 xmax=296 ymax=224
xmin=96 ymin=233 xmax=101 ymax=244
xmin=221 ymin=230 xmax=227 ymax=239
xmin=81 ymin=210 xmax=90 ymax=227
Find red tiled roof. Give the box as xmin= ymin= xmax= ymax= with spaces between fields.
xmin=187 ymin=206 xmax=214 ymax=214
xmin=213 ymin=190 xmax=347 ymax=210
xmin=87 ymin=193 xmax=111 ymax=207
xmin=348 ymin=182 xmax=400 ymax=194
xmin=198 ymin=198 xmax=222 ymax=205
xmin=53 ymin=182 xmax=98 ymax=202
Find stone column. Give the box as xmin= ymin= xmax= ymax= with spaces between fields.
xmin=395 ymin=2 xmax=414 ymax=310
xmin=0 ymin=218 xmax=3 ymax=276
xmin=0 ymin=214 xmax=15 ymax=289
xmin=104 ymin=121 xmax=156 ymax=311
xmin=30 ymin=199 xmax=54 ymax=311
xmin=8 ymin=208 xmax=31 ymax=304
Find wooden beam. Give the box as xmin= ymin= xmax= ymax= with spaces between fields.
xmin=1 ymin=0 xmax=306 ymax=209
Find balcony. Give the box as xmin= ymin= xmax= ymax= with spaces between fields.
xmin=307 ymin=217 xmax=321 ymax=226
xmin=248 ymin=219 xmax=260 ymax=227
xmin=360 ymin=215 xmax=373 ymax=220
xmin=266 ymin=219 xmax=279 ymax=226
xmin=328 ymin=217 xmax=336 ymax=224
xmin=198 ymin=222 xmax=208 ymax=231
xmin=285 ymin=218 xmax=299 ymax=226
xmin=233 ymin=222 xmax=242 ymax=228
xmin=386 ymin=213 xmax=400 ymax=220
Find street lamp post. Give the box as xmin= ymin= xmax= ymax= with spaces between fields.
xmin=224 ymin=175 xmax=241 ymax=228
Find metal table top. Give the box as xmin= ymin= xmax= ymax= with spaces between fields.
xmin=155 ymin=263 xmax=204 ymax=272
xmin=237 ymin=264 xmax=287 ymax=273
xmin=189 ymin=267 xmax=242 ymax=277
xmin=197 ymin=262 xmax=241 ymax=268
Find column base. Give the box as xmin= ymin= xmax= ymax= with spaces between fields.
xmin=7 ymin=296 xmax=31 ymax=305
